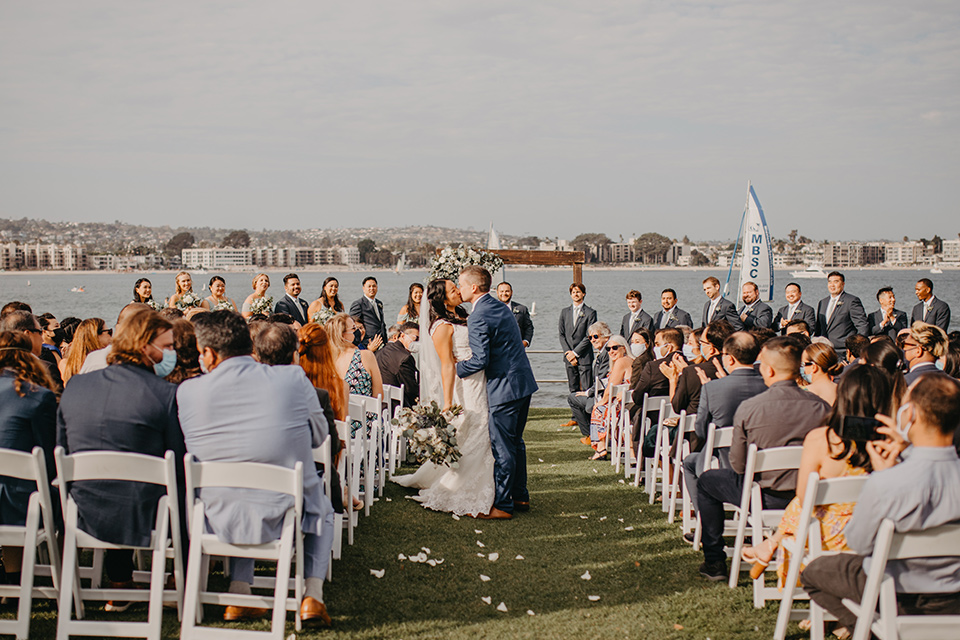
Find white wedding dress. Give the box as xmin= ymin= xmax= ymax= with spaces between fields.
xmin=393 ymin=319 xmax=495 ymax=516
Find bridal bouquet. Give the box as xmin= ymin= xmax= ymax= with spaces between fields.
xmin=249 ymin=295 xmax=273 ymax=316
xmin=429 ymin=245 xmax=504 ymax=282
xmin=392 ymin=401 xmax=464 ymax=468
xmin=311 ymin=306 xmax=337 ymax=326
xmin=213 ymin=299 xmax=235 ymax=311
xmin=145 ymin=299 xmax=164 ymax=312
xmin=175 ymin=291 xmax=202 ymax=310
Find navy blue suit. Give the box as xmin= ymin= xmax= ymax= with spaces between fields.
xmin=274 ymin=294 xmax=309 ymax=324
xmin=457 ymin=293 xmax=538 ymax=513
xmin=653 ymin=306 xmax=694 ymax=329
xmin=508 ymin=301 xmax=535 ymax=346
xmin=815 ymin=291 xmax=869 ymax=352
xmin=738 ymin=301 xmax=773 ymax=330
xmin=702 ymin=297 xmax=744 ymax=330
xmin=911 ymin=297 xmax=951 ymax=332
xmin=350 ymin=297 xmax=388 ymax=348
xmin=773 ymin=301 xmax=817 ymax=334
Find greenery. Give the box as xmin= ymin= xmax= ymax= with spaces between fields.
xmin=5 ymin=409 xmax=809 ymax=639
xmin=634 ymin=232 xmax=673 ymax=264
xmin=164 ymin=232 xmax=195 ymax=256
xmin=221 ymin=230 xmax=251 ymax=247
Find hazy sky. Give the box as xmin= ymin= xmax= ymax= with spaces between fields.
xmin=1 ymin=1 xmax=957 ymax=241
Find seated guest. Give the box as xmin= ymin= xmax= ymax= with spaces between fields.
xmin=61 ymin=318 xmax=111 ymax=384
xmin=800 ymin=342 xmax=842 ymax=405
xmin=749 ymin=326 xmax=777 ymax=350
xmin=620 ymin=290 xmax=654 ymax=340
xmin=862 ymin=339 xmax=908 ymax=405
xmin=0 ymin=331 xmax=57 ymax=586
xmin=911 ymin=277 xmax=951 ymax=332
xmin=681 ymin=327 xmax=704 ymax=364
xmin=843 ymin=334 xmax=870 ymax=367
xmin=0 ymin=301 xmax=32 ymax=320
xmin=164 ymin=318 xmax=202 ymax=385
xmin=738 ymin=281 xmax=773 ymax=330
xmin=867 ymin=286 xmax=908 ymax=340
xmin=697 ymin=336 xmax=830 ymax=580
xmin=903 ymin=321 xmax=950 ymax=386
xmin=57 ymin=308 xmax=185 ymax=610
xmin=802 ymin=375 xmax=960 ymax=629
xmin=328 ymin=313 xmax=383 ymax=435
xmin=670 ymin=320 xmax=733 ymax=419
xmin=633 ymin=327 xmax=685 ymax=458
xmin=588 ymin=335 xmax=634 ymax=460
xmin=773 ymin=282 xmax=816 ymax=334
xmin=78 ymin=303 xmax=150 ymax=375
xmin=177 ymin=311 xmax=334 ymax=625
xmin=0 ymin=310 xmax=62 ymax=395
xmin=375 ymin=321 xmax=420 ymax=408
xmin=629 ymin=328 xmax=654 ymax=364
xmin=785 ymin=319 xmax=811 ymax=337
xmin=568 ymin=322 xmax=611 ymax=443
xmin=944 ymin=342 xmax=960 ymax=379
xmin=36 ymin=313 xmax=65 ymax=392
xmin=653 ymin=288 xmax=693 ymax=329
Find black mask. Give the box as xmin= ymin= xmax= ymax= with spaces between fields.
xmin=353 ymin=329 xmax=363 ymax=345
xmin=51 ymin=328 xmax=67 ymax=345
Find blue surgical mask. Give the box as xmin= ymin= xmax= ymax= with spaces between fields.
xmin=682 ymin=345 xmax=697 ymax=360
xmin=153 ymin=348 xmax=177 ymax=377
xmin=799 ymin=367 xmax=812 ymax=384
xmin=936 ymin=359 xmax=945 ymax=371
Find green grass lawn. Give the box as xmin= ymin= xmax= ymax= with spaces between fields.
xmin=5 ymin=408 xmax=808 ymax=639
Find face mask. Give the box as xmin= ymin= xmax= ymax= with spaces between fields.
xmin=682 ymin=345 xmax=696 ymax=360
xmin=152 ymin=348 xmax=177 ymax=377
xmin=895 ymin=403 xmax=914 ymax=442
xmin=199 ymin=355 xmax=209 ymax=375
xmin=652 ymin=345 xmax=663 ymax=360
xmin=630 ymin=343 xmax=646 ymax=358
xmin=799 ymin=367 xmax=812 ymax=384
xmin=935 ymin=359 xmax=945 ymax=371
xmin=51 ymin=328 xmax=67 ymax=345
xmin=409 ymin=341 xmax=420 ymax=354
xmin=353 ymin=329 xmax=362 ymax=345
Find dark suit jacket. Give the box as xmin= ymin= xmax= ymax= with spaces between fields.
xmin=349 ymin=297 xmax=388 ymax=348
xmin=558 ymin=304 xmax=597 ymax=364
xmin=904 ymin=362 xmax=951 ymax=386
xmin=509 ymin=301 xmax=534 ymax=345
xmin=671 ymin=357 xmax=720 ymax=417
xmin=653 ymin=306 xmax=694 ymax=329
xmin=274 ymin=294 xmax=309 ymax=323
xmin=375 ymin=341 xmax=419 ymax=407
xmin=631 ymin=352 xmax=681 ymax=408
xmin=38 ymin=347 xmax=64 ymax=395
xmin=620 ymin=310 xmax=654 ymax=340
xmin=702 ymin=297 xmax=744 ymax=330
xmin=815 ymin=291 xmax=869 ymax=349
xmin=738 ymin=302 xmax=773 ymax=330
xmin=57 ymin=364 xmax=185 ymax=547
xmin=911 ymin=297 xmax=951 ymax=332
xmin=693 ymin=367 xmax=768 ymax=440
xmin=588 ymin=347 xmax=611 ymax=398
xmin=867 ymin=308 xmax=908 ymax=340
xmin=772 ymin=301 xmax=817 ymax=334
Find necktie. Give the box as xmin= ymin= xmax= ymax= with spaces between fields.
xmin=573 ymin=306 xmax=580 ymax=324
xmin=661 ymin=311 xmax=669 ymax=328
xmin=826 ymin=297 xmax=837 ymax=322
xmin=789 ymin=304 xmax=796 ymax=319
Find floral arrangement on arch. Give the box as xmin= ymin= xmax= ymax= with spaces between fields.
xmin=429 ymin=244 xmax=504 ymax=282
xmin=175 ymin=291 xmax=202 ymax=310
xmin=249 ymin=295 xmax=274 ymax=316
xmin=311 ymin=307 xmax=337 ymax=326
xmin=391 ymin=401 xmax=464 ymax=468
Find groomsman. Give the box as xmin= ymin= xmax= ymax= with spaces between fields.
xmin=772 ymin=282 xmax=816 ymax=334
xmin=868 ymin=286 xmax=908 ymax=340
xmin=620 ymin=289 xmax=654 ymax=339
xmin=737 ymin=281 xmax=773 ymax=330
xmin=701 ymin=276 xmax=743 ymax=330
xmin=497 ymin=282 xmax=534 ymax=347
xmin=911 ymin=278 xmax=951 ymax=331
xmin=559 ymin=283 xmax=597 ymax=426
xmin=653 ymin=289 xmax=693 ymax=329
xmin=350 ymin=276 xmax=388 ymax=348
xmin=274 ymin=273 xmax=309 ymax=323
xmin=815 ymin=271 xmax=868 ymax=356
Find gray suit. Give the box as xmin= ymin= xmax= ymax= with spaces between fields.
xmin=620 ymin=310 xmax=654 ymax=340
xmin=867 ymin=308 xmax=908 ymax=340
xmin=559 ymin=304 xmax=597 ymax=393
xmin=567 ymin=348 xmax=610 ymax=437
xmin=702 ymin=297 xmax=744 ymax=330
xmin=653 ymin=306 xmax=693 ymax=329
xmin=911 ymin=297 xmax=951 ymax=332
xmin=738 ymin=301 xmax=773 ymax=330
xmin=772 ymin=301 xmax=817 ymax=334
xmin=815 ymin=291 xmax=869 ymax=352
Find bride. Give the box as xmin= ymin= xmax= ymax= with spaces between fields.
xmin=393 ymin=278 xmax=495 ymax=517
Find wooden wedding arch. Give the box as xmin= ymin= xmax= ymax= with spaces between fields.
xmin=488 ymin=249 xmax=586 ymax=285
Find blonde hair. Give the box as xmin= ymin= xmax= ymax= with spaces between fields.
xmin=909 ymin=321 xmax=948 ymax=358
xmin=251 ymin=273 xmax=270 ymax=289
xmin=174 ymin=270 xmax=193 ymax=295
xmin=62 ymin=318 xmax=106 ymax=384
xmin=325 ymin=313 xmax=356 ymax=356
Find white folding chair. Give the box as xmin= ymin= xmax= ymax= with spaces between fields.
xmin=180 ymin=455 xmax=304 ymax=640
xmin=631 ymin=394 xmax=669 ymax=485
xmin=312 ymin=434 xmax=340 ymax=577
xmin=599 ymin=383 xmax=628 ymax=464
xmin=348 ymin=395 xmax=380 ymax=516
xmin=0 ymin=447 xmax=61 ymax=640
xmin=641 ymin=399 xmax=676 ymax=498
xmin=691 ymin=424 xmax=736 ymax=550
xmin=845 ymin=518 xmax=960 ymax=640
xmin=666 ymin=412 xmax=697 ymax=523
xmin=382 ymin=384 xmax=405 ymax=478
xmin=612 ymin=386 xmax=632 ymax=473
xmin=773 ymin=472 xmax=867 ymax=640
xmin=332 ymin=420 xmax=356 ymax=547
xmin=55 ymin=448 xmax=183 ymax=640
xmin=729 ymin=444 xmax=803 ymax=592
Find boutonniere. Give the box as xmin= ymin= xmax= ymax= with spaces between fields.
xmin=836 ymin=301 xmax=843 ymax=307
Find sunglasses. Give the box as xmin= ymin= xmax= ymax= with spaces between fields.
xmin=588 ymin=334 xmax=602 ymax=339
xmin=605 ymin=345 xmax=622 ymax=352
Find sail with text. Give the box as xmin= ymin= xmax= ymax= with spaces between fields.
xmin=736 ymin=184 xmax=774 ymax=301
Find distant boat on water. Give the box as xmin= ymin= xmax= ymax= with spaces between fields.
xmin=70 ymin=286 xmax=85 ymax=293
xmin=395 ymin=253 xmax=407 ymax=274
xmin=530 ymin=301 xmax=537 ymax=316
xmin=790 ymin=265 xmax=827 ymax=278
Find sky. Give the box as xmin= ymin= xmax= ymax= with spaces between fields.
xmin=1 ymin=1 xmax=958 ymax=242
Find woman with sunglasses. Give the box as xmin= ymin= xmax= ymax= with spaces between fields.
xmin=588 ymin=335 xmax=634 ymax=460
xmin=800 ymin=342 xmax=842 ymax=405
xmin=60 ymin=318 xmax=111 ymax=385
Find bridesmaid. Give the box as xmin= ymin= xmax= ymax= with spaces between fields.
xmin=397 ymin=283 xmax=424 ymax=324
xmin=308 ymin=276 xmax=345 ymax=324
xmin=167 ymin=271 xmax=200 ymax=309
xmin=202 ymin=276 xmax=238 ymax=312
xmin=242 ymin=273 xmax=272 ymax=318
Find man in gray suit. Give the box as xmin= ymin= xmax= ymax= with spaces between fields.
xmin=815 ymin=271 xmax=869 ymax=357
xmin=701 ymin=276 xmax=744 ymax=330
xmin=772 ymin=282 xmax=817 ymax=335
xmin=559 ymin=283 xmax=597 ymax=426
xmin=867 ymin=286 xmax=908 ymax=340
xmin=912 ymin=278 xmax=951 ymax=332
xmin=620 ymin=289 xmax=654 ymax=339
xmin=738 ymin=281 xmax=773 ymax=330
xmin=653 ymin=289 xmax=694 ymax=329
xmin=497 ymin=282 xmax=534 ymax=347
xmin=568 ymin=322 xmax=612 ymax=440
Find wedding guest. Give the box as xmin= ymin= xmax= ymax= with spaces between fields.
xmin=351 ymin=315 xmax=383 ymax=352
xmin=815 ymin=271 xmax=868 ymax=357
xmin=164 ymin=319 xmax=202 ymax=384
xmin=57 ymin=308 xmax=185 ymax=610
xmin=497 ymin=282 xmax=534 ymax=347
xmin=653 ymin=289 xmax=693 ymax=329
xmin=701 ymin=276 xmax=744 ymax=331
xmin=589 ymin=335 xmax=634 ymax=460
xmin=682 ymin=327 xmax=704 ymax=364
xmin=620 ymin=290 xmax=654 ymax=340
xmin=944 ymin=342 xmax=960 ymax=379
xmin=328 ymin=313 xmax=383 ymax=435
xmin=167 ymin=271 xmax=199 ymax=309
xmin=634 ymin=327 xmax=685 ymax=458
xmin=629 ymin=328 xmax=654 ymax=365
xmin=177 ymin=310 xmax=333 ymax=625
xmin=867 ymin=286 xmax=908 ymax=340
xmin=912 ymin=278 xmax=951 ymax=332
xmin=568 ymin=322 xmax=611 ymax=442
xmin=844 ymin=334 xmax=870 ymax=367
xmin=785 ymin=319 xmax=811 ymax=337
xmin=241 ymin=273 xmax=271 ymax=319
xmin=670 ymin=319 xmax=732 ymax=419
xmin=800 ymin=342 xmax=842 ymax=405
xmin=0 ymin=331 xmax=57 ymax=587
xmin=559 ymin=283 xmax=597 ymax=426
xmin=0 ymin=310 xmax=43 ymax=358
xmin=202 ymin=276 xmax=238 ymax=312
xmin=903 ymin=321 xmax=950 ymax=385
xmin=0 ymin=301 xmax=32 ymax=320
xmin=308 ymin=276 xmax=345 ymax=324
xmin=738 ymin=281 xmax=773 ymax=330
xmin=697 ymin=336 xmax=830 ymax=581
xmin=78 ymin=304 xmax=150 ymax=375
xmin=801 ymin=375 xmax=960 ymax=630
xmin=36 ymin=313 xmax=65 ymax=392
xmin=274 ymin=273 xmax=309 ymax=325
xmin=773 ymin=282 xmax=816 ymax=334
xmin=350 ymin=277 xmax=388 ymax=349
xmin=862 ymin=338 xmax=908 ymax=406
xmin=375 ymin=321 xmax=420 ymax=408
xmin=132 ymin=278 xmax=159 ymax=309
xmin=61 ymin=318 xmax=110 ymax=385
xmin=397 ymin=283 xmax=424 ymax=324
xmin=159 ymin=307 xmax=184 ymax=321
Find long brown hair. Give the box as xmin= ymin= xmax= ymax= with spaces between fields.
xmin=107 ymin=309 xmax=172 ymax=367
xmin=62 ymin=318 xmax=106 ymax=384
xmin=298 ymin=323 xmax=347 ymax=420
xmin=0 ymin=331 xmax=55 ymax=395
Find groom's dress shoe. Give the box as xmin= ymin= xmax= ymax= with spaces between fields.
xmin=477 ymin=508 xmax=513 ymax=520
xmin=513 ymin=501 xmax=530 ymax=512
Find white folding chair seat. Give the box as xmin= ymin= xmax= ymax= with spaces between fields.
xmin=602 ymin=384 xmax=628 ymax=468
xmin=382 ymin=384 xmax=405 ymax=477
xmin=54 ymin=448 xmax=183 ymax=640
xmin=666 ymin=412 xmax=697 ymax=523
xmin=333 ymin=420 xmax=356 ymax=547
xmin=640 ymin=399 xmax=676 ymax=497
xmin=612 ymin=386 xmax=632 ymax=472
xmin=692 ymin=424 xmax=736 ymax=550
xmin=627 ymin=393 xmax=668 ymax=483
xmin=773 ymin=472 xmax=867 ymax=640
xmin=350 ymin=393 xmax=383 ymax=508
xmin=0 ymin=447 xmax=61 ymax=640
xmin=347 ymin=397 xmax=376 ymax=517
xmin=312 ymin=434 xmax=340 ymax=577
xmin=180 ymin=456 xmax=304 ymax=640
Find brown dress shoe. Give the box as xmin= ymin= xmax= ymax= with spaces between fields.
xmin=223 ymin=605 xmax=269 ymax=621
xmin=300 ymin=596 xmax=332 ymax=627
xmin=476 ymin=508 xmax=513 ymax=520
xmin=562 ymin=420 xmax=577 ymax=427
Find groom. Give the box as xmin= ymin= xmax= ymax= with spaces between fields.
xmin=457 ymin=266 xmax=539 ymax=520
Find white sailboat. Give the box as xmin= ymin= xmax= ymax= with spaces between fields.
xmin=530 ymin=301 xmax=537 ymax=316
xmin=723 ymin=182 xmax=774 ymax=301
xmin=395 ymin=253 xmax=407 ymax=274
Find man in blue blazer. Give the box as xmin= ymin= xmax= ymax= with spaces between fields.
xmin=911 ymin=278 xmax=951 ymax=332
xmin=737 ymin=281 xmax=773 ymax=330
xmin=701 ymin=276 xmax=744 ymax=330
xmin=620 ymin=289 xmax=654 ymax=339
xmin=349 ymin=276 xmax=388 ymax=349
xmin=815 ymin=271 xmax=868 ymax=356
xmin=274 ymin=273 xmax=309 ymax=323
xmin=772 ymin=282 xmax=817 ymax=335
xmin=653 ymin=289 xmax=694 ymax=329
xmin=867 ymin=286 xmax=908 ymax=340
xmin=457 ymin=266 xmax=538 ymax=520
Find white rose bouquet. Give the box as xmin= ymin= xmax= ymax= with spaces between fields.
xmin=311 ymin=307 xmax=337 ymax=326
xmin=175 ymin=291 xmax=202 ymax=310
xmin=214 ymin=299 xmax=236 ymax=311
xmin=145 ymin=299 xmax=164 ymax=312
xmin=429 ymin=244 xmax=504 ymax=282
xmin=249 ymin=295 xmax=274 ymax=316
xmin=391 ymin=401 xmax=464 ymax=468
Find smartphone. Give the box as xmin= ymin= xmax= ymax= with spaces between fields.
xmin=840 ymin=416 xmax=883 ymax=442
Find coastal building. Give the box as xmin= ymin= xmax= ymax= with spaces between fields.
xmin=939 ymin=238 xmax=959 ymax=264
xmin=184 ymin=245 xmax=361 ymax=270
xmin=181 ymin=248 xmax=254 ymax=270
xmin=883 ymin=241 xmax=931 ymax=266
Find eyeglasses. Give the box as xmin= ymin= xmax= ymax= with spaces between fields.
xmin=902 ymin=341 xmax=920 ymax=351
xmin=100 ymin=328 xmax=113 ymax=336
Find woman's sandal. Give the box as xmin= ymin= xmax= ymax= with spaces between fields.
xmin=741 ymin=537 xmax=777 ymax=579
xmin=590 ymin=451 xmax=609 ymax=461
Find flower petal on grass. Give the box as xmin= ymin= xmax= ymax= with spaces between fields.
xmin=497 ymin=602 xmax=508 ymax=612
xmin=581 ymin=571 xmax=591 ymax=580
xmin=527 ymin=610 xmax=535 ymax=616
xmin=385 ymin=497 xmax=392 ymax=502
xmin=474 ymin=529 xmax=482 ymax=534
xmin=480 ymin=574 xmax=491 ymax=582
xmin=477 ymin=553 xmax=485 ymax=557
xmin=370 ymin=569 xmax=385 ymax=578
xmin=618 ymin=479 xmax=625 ymax=484
xmin=515 ymin=555 xmax=524 ymax=560
xmin=398 ymin=553 xmax=406 ymax=560
xmin=592 ymin=468 xmax=598 ymax=473
xmin=624 ymin=526 xmax=635 ymax=531
xmin=421 ymin=547 xmax=430 ymax=554
xmin=427 ymin=559 xmax=437 ymax=567
xmin=588 ymin=595 xmax=600 ymax=602
xmin=481 ymin=596 xmax=492 ymax=604
xmin=579 ymin=515 xmax=588 ymax=520
xmin=488 ymin=553 xmax=499 ymax=561
xmin=452 ymin=514 xmax=460 ymax=520
xmin=599 ymin=517 xmax=607 ymax=521
xmin=538 ymin=458 xmax=544 ymax=462
xmin=477 ymin=541 xmax=485 ymax=548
